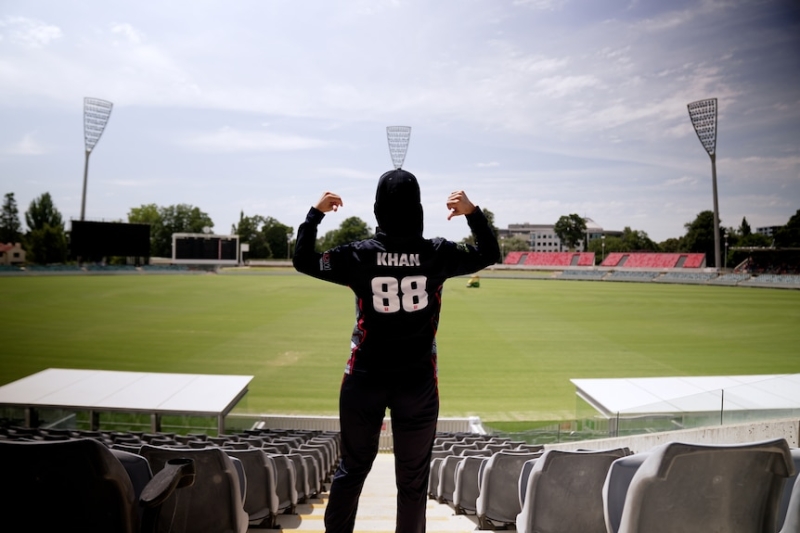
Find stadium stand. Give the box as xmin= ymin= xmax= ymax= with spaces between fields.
xmin=516 ymin=448 xmax=630 ymax=533
xmin=656 ymin=271 xmax=717 ymax=284
xmin=558 ymin=269 xmax=606 ymax=281
xmin=605 ymin=270 xmax=660 ymax=282
xmin=601 ymin=253 xmax=705 ymax=269
xmin=503 ymin=252 xmax=595 ymax=266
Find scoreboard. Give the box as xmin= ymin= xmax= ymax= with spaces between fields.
xmin=172 ymin=233 xmax=239 ymax=265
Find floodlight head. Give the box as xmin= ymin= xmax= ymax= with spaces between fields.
xmin=84 ymin=97 xmax=113 ymax=153
xmin=687 ymin=98 xmax=717 ymax=157
xmin=387 ymin=126 xmax=411 ymax=169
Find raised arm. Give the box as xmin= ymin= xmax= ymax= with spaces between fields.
xmin=292 ymin=192 xmax=349 ymax=285
xmin=444 ymin=190 xmax=501 ymax=275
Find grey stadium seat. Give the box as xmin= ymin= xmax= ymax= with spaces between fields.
xmin=0 ymin=438 xmax=194 ymax=533
xmin=617 ymin=439 xmax=794 ymax=533
xmin=475 ymin=450 xmax=542 ymax=529
xmin=438 ymin=449 xmax=492 ymax=505
xmin=780 ymin=470 xmax=800 ymax=533
xmin=139 ymin=444 xmax=249 ymax=533
xmin=453 ymin=455 xmax=489 ymax=515
xmin=602 ymin=451 xmax=652 ymax=533
xmin=516 ymin=447 xmax=629 ymax=533
xmin=225 ymin=448 xmax=282 ymax=528
xmin=266 ymin=452 xmax=299 ymax=514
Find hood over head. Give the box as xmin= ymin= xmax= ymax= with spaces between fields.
xmin=374 ymin=169 xmax=424 ymax=241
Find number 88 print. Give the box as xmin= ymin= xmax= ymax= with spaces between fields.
xmin=371 ymin=275 xmax=429 ymax=313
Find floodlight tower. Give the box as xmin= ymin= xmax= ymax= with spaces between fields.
xmin=687 ymin=98 xmax=721 ymax=269
xmin=81 ymin=97 xmax=113 ymax=221
xmin=387 ymin=126 xmax=411 ymax=169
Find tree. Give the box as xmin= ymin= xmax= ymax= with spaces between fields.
xmin=740 ymin=217 xmax=752 ymax=237
xmin=1 ymin=192 xmax=22 ymax=244
xmin=25 ymin=192 xmax=63 ymax=232
xmin=619 ymin=226 xmax=658 ymax=252
xmin=554 ymin=214 xmax=587 ymax=250
xmin=25 ymin=193 xmax=67 ymax=264
xmin=683 ymin=210 xmax=719 ymax=267
xmin=27 ymin=224 xmax=68 ymax=264
xmin=774 ymin=209 xmax=800 ymax=248
xmin=261 ymin=217 xmax=293 ymax=260
xmin=128 ymin=203 xmax=214 ymax=257
xmin=318 ymin=216 xmax=372 ymax=251
xmin=232 ymin=212 xmax=270 ymax=259
xmin=231 ymin=212 xmax=293 ymax=260
xmin=461 ymin=207 xmax=500 ymax=248
xmin=659 ymin=237 xmax=685 ymax=253
xmin=500 ymin=235 xmax=530 ymax=254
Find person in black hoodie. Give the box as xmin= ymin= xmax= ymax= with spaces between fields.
xmin=293 ymin=169 xmax=500 ymax=533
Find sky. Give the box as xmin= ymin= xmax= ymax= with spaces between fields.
xmin=1 ymin=0 xmax=799 ymax=244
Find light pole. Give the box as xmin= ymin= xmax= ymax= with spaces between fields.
xmin=387 ymin=126 xmax=411 ymax=170
xmin=724 ymin=234 xmax=728 ymax=270
xmin=81 ymin=97 xmax=113 ymax=221
xmin=601 ymin=235 xmax=605 ymax=263
xmin=687 ymin=98 xmax=721 ymax=270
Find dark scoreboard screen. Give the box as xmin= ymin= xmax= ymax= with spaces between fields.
xmin=173 ymin=234 xmax=238 ymax=263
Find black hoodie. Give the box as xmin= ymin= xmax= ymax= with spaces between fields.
xmin=293 ymin=170 xmax=500 ymax=375
xmin=373 ymin=169 xmax=424 ymax=243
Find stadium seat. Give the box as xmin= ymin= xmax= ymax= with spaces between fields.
xmin=225 ymin=448 xmax=282 ymax=528
xmin=428 ymin=456 xmax=448 ymax=498
xmin=617 ymin=439 xmax=794 ymax=533
xmin=266 ymin=452 xmax=299 ymax=514
xmin=780 ymin=471 xmax=800 ymax=533
xmin=453 ymin=455 xmax=489 ymax=515
xmin=602 ymin=452 xmax=651 ymax=533
xmin=778 ymin=448 xmax=800 ymax=532
xmin=0 ymin=438 xmax=194 ymax=533
xmin=475 ymin=450 xmax=542 ymax=529
xmin=515 ymin=448 xmax=629 ymax=533
xmin=139 ymin=444 xmax=249 ymax=533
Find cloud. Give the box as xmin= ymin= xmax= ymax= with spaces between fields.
xmin=0 ymin=16 xmax=62 ymax=48
xmin=110 ymin=23 xmax=144 ymax=45
xmin=177 ymin=127 xmax=329 ymax=153
xmin=477 ymin=161 xmax=500 ymax=168
xmin=4 ymin=133 xmax=46 ymax=155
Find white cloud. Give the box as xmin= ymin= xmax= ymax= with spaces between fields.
xmin=0 ymin=16 xmax=62 ymax=48
xmin=178 ymin=127 xmax=329 ymax=153
xmin=110 ymin=23 xmax=144 ymax=45
xmin=4 ymin=133 xmax=46 ymax=155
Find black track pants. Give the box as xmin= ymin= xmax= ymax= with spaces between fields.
xmin=324 ymin=370 xmax=439 ymax=533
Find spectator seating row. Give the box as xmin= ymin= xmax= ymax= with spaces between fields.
xmin=0 ymin=425 xmax=341 ymax=532
xmin=504 ymin=252 xmax=596 ymax=267
xmin=601 ymin=253 xmax=706 ymax=269
xmin=428 ymin=433 xmax=800 ymax=533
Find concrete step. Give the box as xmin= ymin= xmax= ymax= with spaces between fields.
xmin=256 ymin=453 xmax=491 ymax=532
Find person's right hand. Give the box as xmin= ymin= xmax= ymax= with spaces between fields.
xmin=446 ymin=190 xmax=476 ymax=220
xmin=315 ymin=192 xmax=343 ymax=213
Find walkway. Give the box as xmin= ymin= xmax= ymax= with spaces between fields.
xmin=261 ymin=453 xmax=489 ymax=532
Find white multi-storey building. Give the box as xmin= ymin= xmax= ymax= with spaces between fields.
xmin=501 ymin=218 xmax=616 ymax=251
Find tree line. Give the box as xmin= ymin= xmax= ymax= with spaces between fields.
xmin=2 ymin=190 xmax=798 ymax=267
